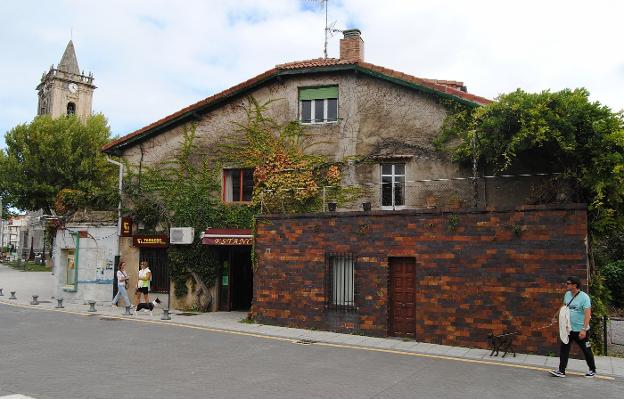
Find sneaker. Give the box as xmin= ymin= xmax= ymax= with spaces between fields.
xmin=549 ymin=369 xmax=566 ymax=378
xmin=585 ymin=370 xmax=596 ymax=378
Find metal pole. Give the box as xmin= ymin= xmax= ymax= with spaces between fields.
xmin=472 ymin=130 xmax=479 ymax=208
xmin=603 ymin=315 xmax=608 ymax=356
xmin=106 ymin=157 xmax=124 ymax=258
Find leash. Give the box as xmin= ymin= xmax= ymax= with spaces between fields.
xmin=495 ymin=321 xmax=555 ymax=338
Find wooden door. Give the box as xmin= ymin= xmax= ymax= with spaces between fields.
xmin=389 ymin=257 xmax=416 ymax=337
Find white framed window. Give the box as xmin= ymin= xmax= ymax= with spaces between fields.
xmin=223 ymin=168 xmax=254 ymax=203
xmin=299 ymin=86 xmax=338 ymax=124
xmin=326 ymin=253 xmax=355 ymax=311
xmin=381 ymin=163 xmax=406 ymax=209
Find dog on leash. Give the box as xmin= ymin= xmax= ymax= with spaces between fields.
xmin=488 ymin=332 xmax=516 ymax=358
xmin=136 ymin=298 xmax=161 ymax=315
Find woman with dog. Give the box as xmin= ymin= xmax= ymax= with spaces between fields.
xmin=111 ymin=261 xmax=132 ymax=307
xmin=134 ymin=260 xmax=152 ymax=308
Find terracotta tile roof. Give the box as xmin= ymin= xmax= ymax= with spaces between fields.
xmin=103 ymin=58 xmax=490 ymax=153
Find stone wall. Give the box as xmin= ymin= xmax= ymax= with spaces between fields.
xmin=253 ymin=204 xmax=588 ymax=354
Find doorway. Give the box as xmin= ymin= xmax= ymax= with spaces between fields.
xmin=388 ymin=257 xmax=416 ymax=337
xmin=218 ymin=247 xmax=253 ymax=311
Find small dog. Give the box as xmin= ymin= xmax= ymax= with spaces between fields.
xmin=136 ymin=298 xmax=161 ymax=315
xmin=488 ymin=332 xmax=516 ymax=358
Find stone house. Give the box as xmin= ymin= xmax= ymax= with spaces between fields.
xmin=102 ymin=30 xmax=587 ymax=352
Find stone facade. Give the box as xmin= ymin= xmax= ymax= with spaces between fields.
xmin=253 ymin=204 xmax=588 ymax=354
xmin=36 ymin=40 xmax=95 ymax=122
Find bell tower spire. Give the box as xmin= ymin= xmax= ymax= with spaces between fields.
xmin=36 ymin=40 xmax=96 ymax=122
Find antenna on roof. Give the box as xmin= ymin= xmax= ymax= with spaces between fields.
xmin=307 ymin=0 xmax=340 ymax=58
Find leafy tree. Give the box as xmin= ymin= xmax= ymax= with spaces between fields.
xmin=437 ymin=88 xmax=624 ymax=239
xmin=0 ymin=114 xmax=118 ymax=213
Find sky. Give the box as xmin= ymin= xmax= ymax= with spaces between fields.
xmin=1 ymin=0 xmax=623 ymax=145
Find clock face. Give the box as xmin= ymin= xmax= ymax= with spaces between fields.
xmin=68 ymin=83 xmax=78 ymax=93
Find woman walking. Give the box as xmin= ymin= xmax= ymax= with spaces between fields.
xmin=111 ymin=261 xmax=132 ymax=307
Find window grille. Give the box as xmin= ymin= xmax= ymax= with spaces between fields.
xmin=326 ymin=253 xmax=356 ymax=312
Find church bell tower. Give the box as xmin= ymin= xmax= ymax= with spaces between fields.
xmin=36 ymin=40 xmax=96 ymax=122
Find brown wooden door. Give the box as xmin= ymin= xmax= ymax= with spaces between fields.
xmin=389 ymin=257 xmax=416 ymax=337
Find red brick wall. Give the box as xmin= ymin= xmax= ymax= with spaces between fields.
xmin=253 ymin=204 xmax=588 ymax=354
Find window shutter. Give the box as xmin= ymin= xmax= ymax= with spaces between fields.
xmin=299 ymin=86 xmax=338 ymax=101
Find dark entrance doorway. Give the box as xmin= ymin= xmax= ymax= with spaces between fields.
xmin=218 ymin=247 xmax=253 ymax=311
xmin=139 ymin=248 xmax=169 ymax=293
xmin=388 ymin=257 xmax=416 ymax=337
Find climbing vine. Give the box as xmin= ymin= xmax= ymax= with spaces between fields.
xmin=123 ymin=125 xmax=257 ymax=310
xmin=219 ymin=97 xmax=347 ymax=214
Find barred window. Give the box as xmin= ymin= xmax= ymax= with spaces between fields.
xmin=326 ymin=253 xmax=355 ymax=311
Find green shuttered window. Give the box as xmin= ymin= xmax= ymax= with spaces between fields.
xmin=299 ymin=86 xmax=338 ymax=123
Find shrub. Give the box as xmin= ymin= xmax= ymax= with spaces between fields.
xmin=602 ymin=260 xmax=624 ymax=308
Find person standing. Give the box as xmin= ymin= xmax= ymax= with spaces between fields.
xmin=549 ymin=276 xmax=597 ymax=378
xmin=134 ymin=260 xmax=152 ymax=308
xmin=111 ymin=261 xmax=132 ymax=307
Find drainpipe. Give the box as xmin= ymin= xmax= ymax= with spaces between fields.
xmin=106 ymin=157 xmax=124 ymax=260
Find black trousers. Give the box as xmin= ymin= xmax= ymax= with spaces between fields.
xmin=559 ymin=331 xmax=596 ymax=372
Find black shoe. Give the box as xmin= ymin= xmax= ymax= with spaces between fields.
xmin=585 ymin=370 xmax=596 ymax=378
xmin=549 ymin=369 xmax=566 ymax=378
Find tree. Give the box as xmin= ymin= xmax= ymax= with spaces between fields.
xmin=437 ymin=88 xmax=624 ymax=240
xmin=0 ymin=114 xmax=118 ymax=213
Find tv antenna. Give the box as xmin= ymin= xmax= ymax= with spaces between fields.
xmin=308 ymin=0 xmax=341 ymax=58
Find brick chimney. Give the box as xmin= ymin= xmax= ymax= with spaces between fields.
xmin=340 ymin=29 xmax=364 ymax=62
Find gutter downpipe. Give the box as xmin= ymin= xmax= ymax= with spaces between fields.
xmin=106 ymin=157 xmax=123 ymax=256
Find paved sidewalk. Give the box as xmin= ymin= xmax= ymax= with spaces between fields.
xmin=1 ymin=264 xmax=622 ymax=379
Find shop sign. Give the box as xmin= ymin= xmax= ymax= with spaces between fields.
xmin=121 ymin=217 xmax=133 ymax=237
xmin=203 ymin=237 xmax=253 ymax=246
xmin=133 ymin=235 xmax=168 ymax=248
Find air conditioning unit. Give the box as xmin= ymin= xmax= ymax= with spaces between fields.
xmin=169 ymin=227 xmax=194 ymax=244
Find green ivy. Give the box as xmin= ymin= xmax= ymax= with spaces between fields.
xmin=123 ymin=124 xmax=257 ymax=307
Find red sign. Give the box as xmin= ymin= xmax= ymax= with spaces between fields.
xmin=203 ymin=237 xmax=253 ymax=246
xmin=133 ymin=235 xmax=168 ymax=248
xmin=202 ymin=228 xmax=253 ymax=246
xmin=121 ymin=217 xmax=133 ymax=237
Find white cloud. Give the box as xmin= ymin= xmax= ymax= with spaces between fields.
xmin=1 ymin=0 xmax=622 ymax=144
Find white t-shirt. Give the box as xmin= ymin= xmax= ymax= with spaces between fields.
xmin=116 ymin=270 xmax=128 ymax=287
xmin=138 ymin=267 xmax=151 ymax=288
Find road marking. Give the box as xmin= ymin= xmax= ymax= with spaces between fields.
xmin=0 ymin=395 xmax=38 ymax=398
xmin=0 ymin=300 xmax=616 ymax=381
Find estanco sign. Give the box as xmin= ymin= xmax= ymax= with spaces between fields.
xmin=201 ymin=228 xmax=253 ymax=246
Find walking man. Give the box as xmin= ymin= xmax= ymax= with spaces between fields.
xmin=549 ymin=276 xmax=597 ymax=378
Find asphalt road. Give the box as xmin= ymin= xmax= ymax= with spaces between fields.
xmin=0 ymin=304 xmax=621 ymax=399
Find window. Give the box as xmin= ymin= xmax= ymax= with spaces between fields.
xmin=381 ymin=163 xmax=405 ymax=209
xmin=67 ymin=102 xmax=76 ymax=115
xmin=299 ymin=86 xmax=338 ymax=123
xmin=326 ymin=253 xmax=355 ymax=311
xmin=223 ymin=169 xmax=254 ymax=202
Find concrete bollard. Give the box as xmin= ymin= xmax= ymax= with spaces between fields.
xmin=123 ymin=305 xmax=133 ymax=316
xmin=30 ymin=295 xmax=39 ymax=305
xmin=55 ymin=298 xmax=64 ymax=308
xmin=0 ymin=288 xmax=3 ymax=296
xmin=9 ymin=291 xmax=16 ymax=300
xmin=87 ymin=300 xmax=97 ymax=312
xmin=160 ymin=308 xmax=171 ymax=320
